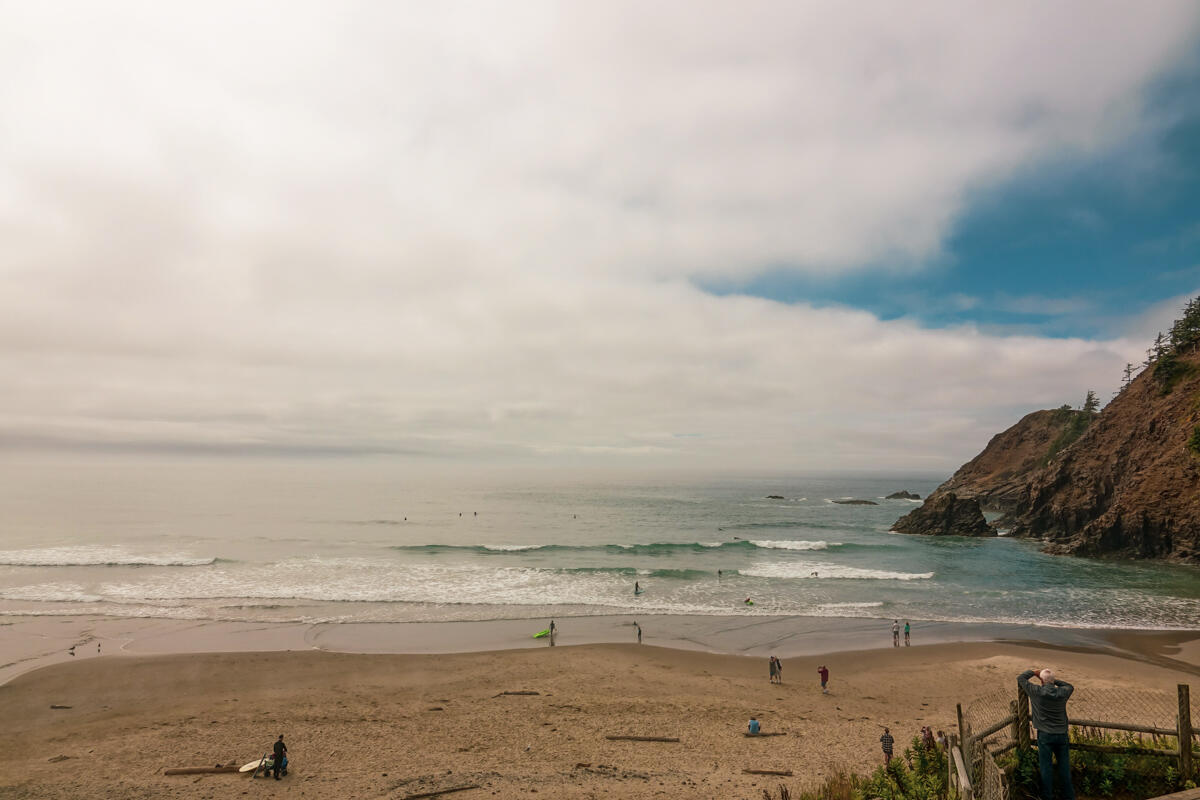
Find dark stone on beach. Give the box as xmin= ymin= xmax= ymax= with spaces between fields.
xmin=886 ymin=491 xmax=921 ymax=500
xmin=892 ymin=492 xmax=994 ymax=537
xmin=832 ymin=499 xmax=878 ymax=505
xmin=765 ymin=495 xmax=785 ymax=500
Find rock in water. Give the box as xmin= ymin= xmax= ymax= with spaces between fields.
xmin=886 ymin=491 xmax=921 ymax=500
xmin=892 ymin=492 xmax=994 ymax=537
xmin=832 ymin=499 xmax=878 ymax=505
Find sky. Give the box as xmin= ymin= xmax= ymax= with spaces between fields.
xmin=2 ymin=2 xmax=1199 ymax=473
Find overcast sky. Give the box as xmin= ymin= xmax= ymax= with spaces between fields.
xmin=2 ymin=2 xmax=1200 ymax=472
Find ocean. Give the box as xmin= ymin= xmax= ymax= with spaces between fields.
xmin=1 ymin=460 xmax=1198 ymax=631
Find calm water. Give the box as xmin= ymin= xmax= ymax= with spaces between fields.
xmin=1 ymin=460 xmax=1198 ymax=630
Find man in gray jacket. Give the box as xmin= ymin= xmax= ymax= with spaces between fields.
xmin=1018 ymin=668 xmax=1075 ymax=800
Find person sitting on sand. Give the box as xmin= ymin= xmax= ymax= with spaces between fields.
xmin=748 ymin=716 xmax=760 ymax=735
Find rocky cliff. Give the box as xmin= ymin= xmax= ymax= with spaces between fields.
xmin=895 ymin=350 xmax=1200 ymax=563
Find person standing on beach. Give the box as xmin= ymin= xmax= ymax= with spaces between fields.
xmin=891 ymin=620 xmax=900 ymax=647
xmin=271 ymin=735 xmax=287 ymax=780
xmin=904 ymin=620 xmax=911 ymax=646
xmin=880 ymin=727 xmax=894 ymax=765
xmin=635 ymin=622 xmax=642 ymax=643
xmin=1019 ymin=667 xmax=1076 ymax=800
xmin=549 ymin=619 xmax=556 ymax=646
xmin=817 ymin=664 xmax=829 ymax=693
xmin=768 ymin=656 xmax=778 ymax=683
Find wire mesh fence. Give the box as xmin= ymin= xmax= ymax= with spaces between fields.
xmin=955 ymin=684 xmax=1195 ymax=800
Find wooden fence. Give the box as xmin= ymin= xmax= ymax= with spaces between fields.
xmin=949 ymin=683 xmax=1196 ymax=800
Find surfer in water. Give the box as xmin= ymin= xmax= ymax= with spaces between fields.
xmin=634 ymin=581 xmax=640 ymax=595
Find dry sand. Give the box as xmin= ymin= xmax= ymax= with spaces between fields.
xmin=1 ymin=631 xmax=1197 ymax=799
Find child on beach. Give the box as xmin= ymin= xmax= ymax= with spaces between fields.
xmin=817 ymin=664 xmax=829 ymax=693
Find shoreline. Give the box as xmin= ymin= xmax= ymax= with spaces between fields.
xmin=4 ymin=612 xmax=1199 ymax=688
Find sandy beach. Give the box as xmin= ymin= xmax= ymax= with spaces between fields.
xmin=1 ymin=617 xmax=1197 ymax=799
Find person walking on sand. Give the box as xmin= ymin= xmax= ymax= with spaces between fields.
xmin=904 ymin=620 xmax=911 ymax=646
xmin=768 ymin=656 xmax=778 ymax=683
xmin=271 ymin=735 xmax=287 ymax=780
xmin=880 ymin=727 xmax=895 ymax=765
xmin=892 ymin=620 xmax=900 ymax=647
xmin=817 ymin=664 xmax=829 ymax=694
xmin=774 ymin=656 xmax=782 ymax=684
xmin=549 ymin=619 xmax=556 ymax=646
xmin=1019 ymin=667 xmax=1076 ymax=800
xmin=635 ymin=622 xmax=642 ymax=644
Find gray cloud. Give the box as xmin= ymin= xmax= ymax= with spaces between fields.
xmin=0 ymin=2 xmax=1195 ymax=469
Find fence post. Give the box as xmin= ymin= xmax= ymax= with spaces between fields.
xmin=1016 ymin=683 xmax=1030 ymax=753
xmin=948 ymin=733 xmax=958 ymax=797
xmin=1180 ymin=684 xmax=1193 ymax=780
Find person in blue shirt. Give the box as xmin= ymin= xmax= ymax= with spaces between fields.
xmin=748 ymin=717 xmax=761 ymax=735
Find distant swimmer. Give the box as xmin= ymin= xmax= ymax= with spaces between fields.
xmin=717 ymin=569 xmax=722 ymax=580
xmin=634 ymin=581 xmax=640 ymax=595
xmin=474 ymin=511 xmax=477 ymax=516
xmin=810 ymin=571 xmax=819 ymax=577
xmin=744 ymin=597 xmax=754 ymax=606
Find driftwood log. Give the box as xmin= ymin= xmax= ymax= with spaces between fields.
xmin=744 ymin=732 xmax=788 ymax=737
xmin=493 ymin=691 xmax=540 ymax=697
xmin=605 ymin=736 xmax=680 ymax=742
xmin=743 ymin=768 xmax=793 ymax=776
xmin=398 ymin=784 xmax=481 ymax=800
xmin=163 ymin=765 xmax=242 ymax=775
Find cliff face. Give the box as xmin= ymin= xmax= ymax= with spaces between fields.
xmin=934 ymin=408 xmax=1095 ymax=513
xmin=896 ymin=350 xmax=1200 ymax=563
xmin=892 ymin=492 xmax=993 ymax=537
xmin=1001 ymin=351 xmax=1200 ymax=561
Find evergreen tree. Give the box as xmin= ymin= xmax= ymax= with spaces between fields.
xmin=1082 ymin=390 xmax=1099 ymax=413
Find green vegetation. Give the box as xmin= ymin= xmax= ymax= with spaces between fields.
xmin=1042 ymin=408 xmax=1093 ymax=464
xmin=793 ymin=739 xmax=948 ymax=800
xmin=1149 ymin=294 xmax=1200 ymax=395
xmin=1003 ymin=728 xmax=1194 ymax=800
xmin=1188 ymin=424 xmax=1200 ymax=457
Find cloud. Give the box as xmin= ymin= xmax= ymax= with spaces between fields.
xmin=0 ymin=2 xmax=1195 ymax=469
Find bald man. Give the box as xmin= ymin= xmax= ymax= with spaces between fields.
xmin=1019 ymin=668 xmax=1075 ymax=800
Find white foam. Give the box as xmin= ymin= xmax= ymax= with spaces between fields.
xmin=0 ymin=546 xmax=215 ymax=567
xmin=750 ymin=540 xmax=832 ymax=551
xmin=741 ymin=563 xmax=933 ymax=581
xmin=481 ymin=544 xmax=544 ymax=551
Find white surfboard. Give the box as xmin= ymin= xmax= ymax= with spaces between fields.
xmin=239 ymin=758 xmax=266 ymax=773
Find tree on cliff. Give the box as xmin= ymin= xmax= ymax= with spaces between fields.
xmin=1168 ymin=296 xmax=1200 ymax=353
xmin=1082 ymin=390 xmax=1099 ymax=413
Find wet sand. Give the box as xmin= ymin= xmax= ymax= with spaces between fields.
xmin=1 ymin=616 xmax=1197 ymax=798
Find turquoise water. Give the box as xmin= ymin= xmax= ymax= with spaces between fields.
xmin=0 ymin=463 xmax=1197 ymax=629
